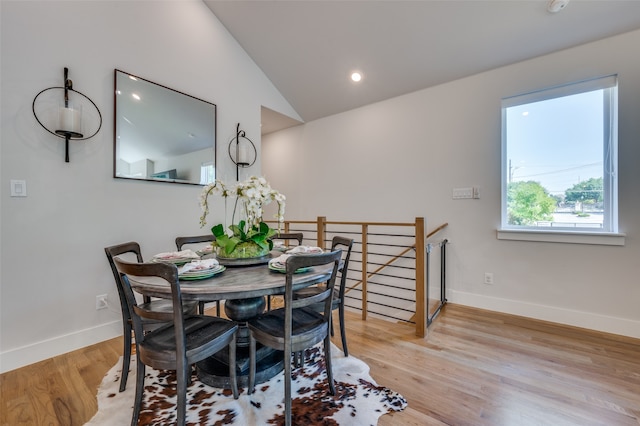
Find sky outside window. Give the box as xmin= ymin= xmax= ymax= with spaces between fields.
xmin=505 ymin=90 xmax=604 ymax=198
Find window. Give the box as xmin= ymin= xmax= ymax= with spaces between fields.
xmin=200 ymin=161 xmax=215 ymax=185
xmin=500 ymin=75 xmax=618 ymax=237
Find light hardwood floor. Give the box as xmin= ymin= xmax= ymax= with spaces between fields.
xmin=1 ymin=304 xmax=639 ymax=425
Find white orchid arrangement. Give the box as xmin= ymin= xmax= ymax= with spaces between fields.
xmin=199 ymin=176 xmax=286 ymax=256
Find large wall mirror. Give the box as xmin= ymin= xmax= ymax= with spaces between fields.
xmin=114 ymin=69 xmax=216 ymax=185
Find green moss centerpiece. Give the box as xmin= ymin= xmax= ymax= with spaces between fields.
xmin=199 ymin=176 xmax=286 ymax=259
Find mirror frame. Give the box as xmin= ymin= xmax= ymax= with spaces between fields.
xmin=113 ymin=69 xmax=217 ymax=186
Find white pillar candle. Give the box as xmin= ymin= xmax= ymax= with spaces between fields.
xmin=238 ymin=144 xmax=249 ymax=164
xmin=59 ymin=106 xmax=82 ymax=134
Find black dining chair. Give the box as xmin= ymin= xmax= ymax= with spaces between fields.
xmin=175 ymin=234 xmax=218 ymax=315
xmin=104 ymin=242 xmax=199 ymax=392
xmin=293 ymin=236 xmax=354 ymax=356
xmin=114 ymin=258 xmax=239 ymax=426
xmin=247 ymin=250 xmax=342 ymax=426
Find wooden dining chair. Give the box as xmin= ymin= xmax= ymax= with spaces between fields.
xmin=247 ymin=250 xmax=342 ymax=426
xmin=175 ymin=234 xmax=218 ymax=315
xmin=293 ymin=236 xmax=354 ymax=356
xmin=104 ymin=242 xmax=199 ymax=392
xmin=114 ymin=258 xmax=239 ymax=426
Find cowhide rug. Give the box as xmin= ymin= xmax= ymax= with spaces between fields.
xmin=87 ymin=343 xmax=406 ymax=425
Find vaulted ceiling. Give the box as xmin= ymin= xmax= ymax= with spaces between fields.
xmin=204 ymin=1 xmax=640 ymax=132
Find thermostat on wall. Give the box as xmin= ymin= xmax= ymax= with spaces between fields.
xmin=10 ymin=180 xmax=27 ymax=197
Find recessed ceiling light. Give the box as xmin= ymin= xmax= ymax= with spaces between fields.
xmin=547 ymin=0 xmax=569 ymax=13
xmin=351 ymin=72 xmax=362 ymax=82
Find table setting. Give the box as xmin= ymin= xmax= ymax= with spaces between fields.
xmin=177 ymin=258 xmax=225 ymax=280
xmin=267 ymin=245 xmax=324 ymax=273
xmin=151 ymin=249 xmax=200 ymax=265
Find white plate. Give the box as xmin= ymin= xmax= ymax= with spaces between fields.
xmin=180 ymin=265 xmax=226 ymax=280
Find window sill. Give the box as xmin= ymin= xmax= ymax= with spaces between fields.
xmin=497 ymin=229 xmax=626 ymax=246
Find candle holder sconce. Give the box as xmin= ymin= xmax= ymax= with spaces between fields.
xmin=228 ymin=122 xmax=256 ymax=180
xmin=32 ymin=67 xmax=102 ymax=162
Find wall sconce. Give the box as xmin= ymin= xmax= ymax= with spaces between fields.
xmin=228 ymin=122 xmax=256 ymax=180
xmin=32 ymin=67 xmax=102 ymax=162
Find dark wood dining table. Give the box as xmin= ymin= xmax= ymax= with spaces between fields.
xmin=126 ymin=252 xmax=334 ymax=388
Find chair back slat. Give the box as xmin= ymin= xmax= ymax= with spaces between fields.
xmin=270 ymin=232 xmax=304 ymax=246
xmin=330 ymin=236 xmax=354 ymax=300
xmin=284 ymin=250 xmax=341 ymax=335
xmin=175 ymin=234 xmax=215 ymax=251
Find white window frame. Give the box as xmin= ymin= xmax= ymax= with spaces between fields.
xmin=498 ymin=75 xmax=624 ymax=246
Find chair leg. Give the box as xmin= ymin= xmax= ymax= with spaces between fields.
xmin=284 ymin=346 xmax=292 ymax=426
xmin=324 ymin=334 xmax=336 ymax=395
xmin=229 ymin=335 xmax=238 ymax=399
xmin=131 ymin=356 xmax=145 ymax=426
xmin=248 ymin=335 xmax=256 ymax=395
xmin=120 ymin=323 xmax=132 ymax=392
xmin=339 ymin=303 xmax=348 ymax=357
xmin=176 ymin=359 xmax=190 ymax=426
xmin=216 ymin=301 xmax=221 ymax=317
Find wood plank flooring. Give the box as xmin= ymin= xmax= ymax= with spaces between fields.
xmin=1 ymin=304 xmax=638 ymax=425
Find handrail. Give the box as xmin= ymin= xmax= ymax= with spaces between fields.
xmin=345 ymin=222 xmax=448 ymax=293
xmin=265 ymin=217 xmax=448 ymax=337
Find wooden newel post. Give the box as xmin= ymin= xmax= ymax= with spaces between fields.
xmin=316 ymin=216 xmax=326 ymax=249
xmin=415 ymin=217 xmax=427 ymax=337
xmin=361 ymin=223 xmax=368 ymax=320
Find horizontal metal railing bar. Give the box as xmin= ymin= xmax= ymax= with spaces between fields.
xmin=342 ymin=254 xmax=415 ymax=262
xmin=368 ymin=303 xmax=415 ymax=314
xmin=343 ymin=302 xmax=413 ymax=320
xmin=344 ymin=289 xmax=438 ymax=302
xmin=360 ymin=291 xmax=416 ymax=303
xmin=345 ymin=290 xmax=415 ymax=302
xmin=364 ymin=308 xmax=415 ymax=322
xmin=352 ymin=262 xmax=416 ymax=271
xmin=361 ymin=245 xmax=416 ymax=252
xmin=325 ymin=230 xmax=416 ymax=237
xmin=348 ymin=265 xmax=417 ymax=274
xmin=344 ymin=304 xmax=415 ymax=325
xmin=367 ymin=276 xmax=415 ymax=285
xmin=355 ymin=233 xmax=416 ymax=238
xmin=267 ymin=219 xmax=416 ymax=228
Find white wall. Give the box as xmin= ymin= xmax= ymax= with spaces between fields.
xmin=0 ymin=0 xmax=299 ymax=372
xmin=263 ymin=29 xmax=640 ymax=339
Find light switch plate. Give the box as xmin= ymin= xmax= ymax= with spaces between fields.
xmin=452 ymin=187 xmax=473 ymax=199
xmin=10 ymin=180 xmax=27 ymax=197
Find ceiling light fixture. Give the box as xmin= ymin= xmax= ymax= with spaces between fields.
xmin=547 ymin=0 xmax=569 ymax=13
xmin=351 ymin=72 xmax=362 ymax=82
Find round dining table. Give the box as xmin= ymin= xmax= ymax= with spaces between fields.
xmin=126 ymin=252 xmax=334 ymax=388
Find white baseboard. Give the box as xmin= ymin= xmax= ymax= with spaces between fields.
xmin=0 ymin=320 xmax=122 ymax=374
xmin=449 ymin=290 xmax=640 ymax=339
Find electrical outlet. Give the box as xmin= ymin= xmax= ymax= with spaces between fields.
xmin=96 ymin=294 xmax=108 ymax=310
xmin=484 ymin=273 xmax=494 ymax=285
